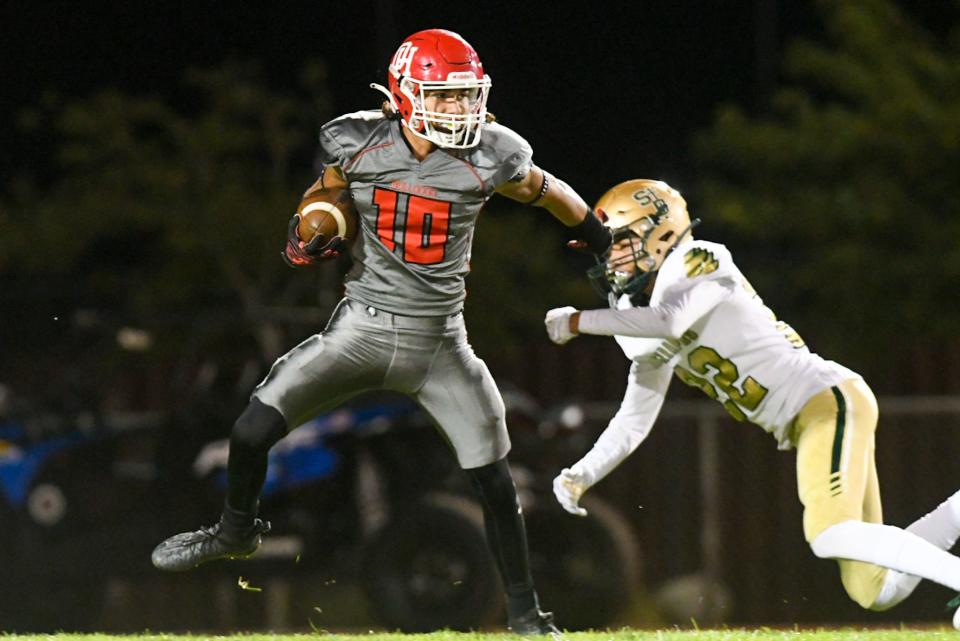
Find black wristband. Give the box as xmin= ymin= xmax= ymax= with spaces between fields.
xmin=571 ymin=209 xmax=612 ymax=255
xmin=524 ymin=171 xmax=550 ymax=205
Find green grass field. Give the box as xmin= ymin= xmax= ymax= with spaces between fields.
xmin=3 ymin=630 xmax=958 ymax=641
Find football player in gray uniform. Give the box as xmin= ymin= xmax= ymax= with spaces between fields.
xmin=151 ymin=28 xmax=610 ymax=634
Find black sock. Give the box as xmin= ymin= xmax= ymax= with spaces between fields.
xmin=465 ymin=457 xmax=538 ymax=617
xmin=220 ymin=398 xmax=287 ymax=535
xmin=506 ymin=589 xmax=539 ymax=620
xmin=220 ymin=501 xmax=258 ymax=538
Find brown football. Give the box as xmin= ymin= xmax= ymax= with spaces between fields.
xmin=296 ymin=188 xmax=359 ymax=245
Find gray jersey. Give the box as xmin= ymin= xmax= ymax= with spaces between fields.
xmin=317 ymin=111 xmax=533 ymax=316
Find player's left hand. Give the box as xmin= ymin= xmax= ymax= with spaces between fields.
xmin=553 ymin=467 xmax=589 ymax=517
xmin=545 ymin=306 xmax=579 ymax=344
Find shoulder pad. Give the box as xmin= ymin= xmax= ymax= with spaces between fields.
xmin=657 ymin=240 xmax=736 ymax=291
xmin=480 ymin=122 xmax=532 ymax=158
xmin=320 ymin=110 xmax=388 ymax=142
xmin=474 ymin=122 xmax=534 ymax=189
xmin=318 ymin=111 xmax=390 ymax=168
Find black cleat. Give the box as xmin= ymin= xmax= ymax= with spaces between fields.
xmin=151 ymin=518 xmax=270 ymax=572
xmin=508 ymin=608 xmax=562 ymax=636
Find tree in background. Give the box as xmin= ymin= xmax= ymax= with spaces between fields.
xmin=694 ymin=0 xmax=960 ymax=389
xmin=0 ymin=62 xmax=336 ymax=411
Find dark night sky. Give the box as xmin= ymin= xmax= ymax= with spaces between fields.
xmin=0 ymin=1 xmax=952 ymax=198
xmin=0 ymin=1 xmax=816 ymax=196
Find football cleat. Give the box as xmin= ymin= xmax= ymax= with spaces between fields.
xmin=151 ymin=518 xmax=270 ymax=572
xmin=508 ymin=608 xmax=563 ymax=637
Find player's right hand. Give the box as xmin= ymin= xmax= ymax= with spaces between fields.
xmin=282 ymin=214 xmax=345 ymax=268
xmin=553 ymin=467 xmax=589 ymax=517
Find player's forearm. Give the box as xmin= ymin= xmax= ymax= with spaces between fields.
xmin=578 ymin=280 xmax=732 ymax=340
xmin=574 ymin=365 xmax=669 ymax=485
xmin=536 ymin=171 xmax=590 ymax=226
xmin=498 ymin=166 xmax=610 ymax=254
xmin=578 ymin=306 xmax=683 ymax=339
xmin=576 ymin=403 xmax=663 ymax=484
xmin=576 ymin=422 xmax=649 ymax=486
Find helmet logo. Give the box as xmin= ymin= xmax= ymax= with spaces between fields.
xmin=390 ymin=42 xmax=419 ymax=78
xmin=632 ymin=188 xmax=669 ymax=217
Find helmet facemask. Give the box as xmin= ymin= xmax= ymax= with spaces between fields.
xmin=373 ymin=29 xmax=492 ymax=150
xmin=400 ymin=75 xmax=491 ymax=148
xmin=589 ymin=215 xmax=669 ymax=299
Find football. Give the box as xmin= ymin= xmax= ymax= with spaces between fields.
xmin=296 ymin=188 xmax=359 ymax=245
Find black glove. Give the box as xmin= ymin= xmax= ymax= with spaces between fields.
xmin=282 ymin=214 xmax=345 ymax=268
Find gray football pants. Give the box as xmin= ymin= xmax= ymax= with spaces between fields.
xmin=253 ymin=298 xmax=511 ymax=469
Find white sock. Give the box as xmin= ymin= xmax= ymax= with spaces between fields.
xmin=906 ymin=489 xmax=960 ymax=549
xmin=810 ymin=520 xmax=960 ymax=598
xmin=872 ymin=490 xmax=960 ymax=610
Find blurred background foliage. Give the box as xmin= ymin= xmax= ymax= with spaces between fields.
xmin=2 ymin=61 xmax=334 ymax=362
xmin=2 ymin=0 xmax=960 ymax=404
xmin=694 ymin=0 xmax=960 ymax=378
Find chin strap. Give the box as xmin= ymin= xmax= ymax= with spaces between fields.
xmin=369 ymin=83 xmax=399 ymax=112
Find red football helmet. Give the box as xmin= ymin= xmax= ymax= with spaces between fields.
xmin=371 ymin=29 xmax=492 ymax=149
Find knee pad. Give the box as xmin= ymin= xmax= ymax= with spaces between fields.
xmin=231 ymin=398 xmax=287 ymax=453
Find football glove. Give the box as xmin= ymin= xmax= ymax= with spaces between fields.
xmin=553 ymin=466 xmax=591 ymax=517
xmin=282 ymin=214 xmax=345 ymax=268
xmin=545 ymin=306 xmax=579 ymax=345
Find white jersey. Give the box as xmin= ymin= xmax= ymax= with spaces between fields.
xmin=578 ymin=239 xmax=858 ymax=462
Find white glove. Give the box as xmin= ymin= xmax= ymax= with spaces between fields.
xmin=553 ymin=466 xmax=591 ymax=517
xmin=545 ymin=306 xmax=579 ymax=345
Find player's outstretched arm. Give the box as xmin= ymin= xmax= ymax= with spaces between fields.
xmin=496 ymin=166 xmax=611 ymax=255
xmin=554 ymin=363 xmax=671 ymax=516
xmin=543 ymin=286 xmax=718 ymax=345
xmin=580 ymin=280 xmax=733 ymax=340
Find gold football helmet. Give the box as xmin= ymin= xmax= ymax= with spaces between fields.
xmin=587 ymin=179 xmax=698 ymax=300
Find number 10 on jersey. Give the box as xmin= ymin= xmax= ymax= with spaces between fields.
xmin=373 ymin=187 xmax=452 ymax=265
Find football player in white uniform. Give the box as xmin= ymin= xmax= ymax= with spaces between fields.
xmin=544 ymin=179 xmax=960 ymax=625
